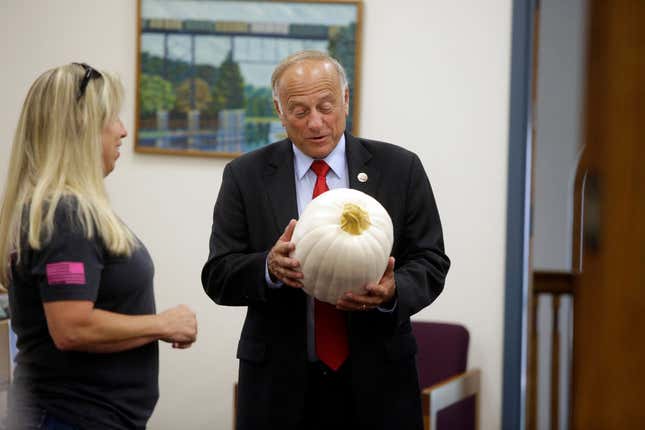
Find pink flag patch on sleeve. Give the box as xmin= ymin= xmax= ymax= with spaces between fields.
xmin=46 ymin=262 xmax=86 ymax=285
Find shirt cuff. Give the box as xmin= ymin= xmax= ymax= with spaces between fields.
xmin=265 ymin=258 xmax=283 ymax=288
xmin=377 ymin=299 xmax=398 ymax=313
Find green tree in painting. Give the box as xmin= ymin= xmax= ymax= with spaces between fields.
xmin=175 ymin=78 xmax=213 ymax=112
xmin=139 ymin=74 xmax=175 ymax=117
xmin=244 ymin=85 xmax=275 ymax=118
xmin=212 ymin=51 xmax=245 ymax=111
xmin=140 ymin=53 xmax=163 ymax=75
xmin=141 ymin=52 xmax=219 ymax=87
xmin=328 ymin=23 xmax=357 ymax=132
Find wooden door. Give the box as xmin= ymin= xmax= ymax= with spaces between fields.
xmin=572 ymin=0 xmax=645 ymax=428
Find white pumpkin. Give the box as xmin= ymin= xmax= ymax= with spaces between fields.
xmin=291 ymin=188 xmax=394 ymax=304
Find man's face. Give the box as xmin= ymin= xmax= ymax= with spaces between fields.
xmin=274 ymin=60 xmax=349 ymax=159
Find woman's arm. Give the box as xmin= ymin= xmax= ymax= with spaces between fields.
xmin=43 ymin=301 xmax=197 ymax=353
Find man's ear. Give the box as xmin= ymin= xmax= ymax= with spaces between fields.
xmin=343 ymin=86 xmax=350 ymax=116
xmin=274 ymin=98 xmax=287 ymax=126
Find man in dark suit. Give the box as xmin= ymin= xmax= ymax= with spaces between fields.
xmin=202 ymin=50 xmax=450 ymax=430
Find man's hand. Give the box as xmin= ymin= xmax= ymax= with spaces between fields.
xmin=337 ymin=257 xmax=396 ymax=311
xmin=267 ymin=219 xmax=304 ymax=288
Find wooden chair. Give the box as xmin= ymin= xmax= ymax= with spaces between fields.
xmin=412 ymin=321 xmax=481 ymax=430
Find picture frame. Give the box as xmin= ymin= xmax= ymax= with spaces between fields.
xmin=135 ymin=0 xmax=363 ymax=158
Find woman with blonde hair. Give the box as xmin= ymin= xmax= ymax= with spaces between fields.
xmin=0 ymin=63 xmax=197 ymax=429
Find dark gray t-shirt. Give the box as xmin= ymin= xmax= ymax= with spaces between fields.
xmin=9 ymin=200 xmax=159 ymax=429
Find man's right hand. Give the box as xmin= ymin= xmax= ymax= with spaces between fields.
xmin=267 ymin=219 xmax=303 ymax=288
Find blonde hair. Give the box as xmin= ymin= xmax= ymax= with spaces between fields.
xmin=271 ymin=50 xmax=348 ymax=112
xmin=0 ymin=63 xmax=136 ymax=288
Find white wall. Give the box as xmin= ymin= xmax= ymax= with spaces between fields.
xmin=0 ymin=1 xmax=512 ymax=429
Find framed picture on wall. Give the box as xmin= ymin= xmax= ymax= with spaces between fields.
xmin=135 ymin=0 xmax=362 ymax=158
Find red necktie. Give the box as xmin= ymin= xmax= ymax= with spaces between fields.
xmin=310 ymin=160 xmax=349 ymax=371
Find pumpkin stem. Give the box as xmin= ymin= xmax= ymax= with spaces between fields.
xmin=340 ymin=203 xmax=371 ymax=235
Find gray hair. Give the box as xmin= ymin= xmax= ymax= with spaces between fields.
xmin=271 ymin=50 xmax=348 ymax=112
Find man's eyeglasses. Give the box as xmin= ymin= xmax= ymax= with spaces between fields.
xmin=73 ymin=63 xmax=102 ymax=101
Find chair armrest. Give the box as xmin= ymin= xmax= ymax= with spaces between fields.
xmin=0 ymin=320 xmax=9 ymax=385
xmin=421 ymin=368 xmax=481 ymax=430
xmin=233 ymin=382 xmax=238 ymax=430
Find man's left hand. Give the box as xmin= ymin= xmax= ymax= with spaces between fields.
xmin=336 ymin=257 xmax=396 ymax=312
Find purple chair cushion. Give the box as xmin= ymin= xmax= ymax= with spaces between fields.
xmin=437 ymin=394 xmax=477 ymax=430
xmin=411 ymin=321 xmax=470 ymax=390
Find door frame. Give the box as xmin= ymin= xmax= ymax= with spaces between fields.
xmin=502 ymin=0 xmax=538 ymax=428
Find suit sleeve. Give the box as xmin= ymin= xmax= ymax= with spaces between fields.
xmin=392 ymin=154 xmax=450 ymax=324
xmin=201 ymin=163 xmax=269 ymax=306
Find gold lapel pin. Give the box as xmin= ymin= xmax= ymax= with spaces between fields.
xmin=357 ymin=172 xmax=368 ymax=183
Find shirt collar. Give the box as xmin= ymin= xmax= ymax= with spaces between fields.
xmin=292 ymin=134 xmax=346 ymax=180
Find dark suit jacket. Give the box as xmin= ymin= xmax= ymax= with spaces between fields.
xmin=202 ymin=133 xmax=450 ymax=430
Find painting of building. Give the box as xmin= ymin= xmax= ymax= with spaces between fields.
xmin=136 ymin=0 xmax=362 ymax=157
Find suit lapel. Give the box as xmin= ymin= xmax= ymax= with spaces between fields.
xmin=263 ymin=140 xmax=299 ymax=233
xmin=346 ymin=133 xmax=379 ymax=197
